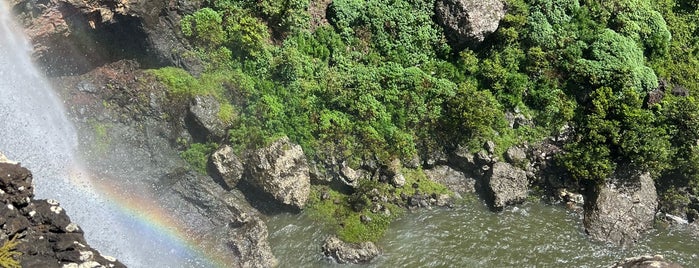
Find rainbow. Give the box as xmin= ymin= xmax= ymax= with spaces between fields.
xmin=67 ymin=165 xmax=233 ymax=267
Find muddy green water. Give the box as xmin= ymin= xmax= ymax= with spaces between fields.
xmin=267 ymin=196 xmax=699 ymax=267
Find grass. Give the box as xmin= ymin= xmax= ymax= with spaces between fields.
xmin=0 ymin=236 xmax=21 ymax=268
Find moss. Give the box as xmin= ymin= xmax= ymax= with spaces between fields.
xmin=306 ymin=185 xmax=402 ymax=243
xmin=395 ymin=168 xmax=452 ymax=197
xmin=217 ymin=102 xmax=236 ymax=125
xmin=180 ymin=142 xmax=218 ymax=174
xmin=0 ymin=236 xmax=21 ymax=268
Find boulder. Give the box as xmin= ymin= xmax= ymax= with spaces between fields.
xmin=188 ymin=95 xmax=229 ymax=141
xmin=487 ymin=162 xmax=528 ymax=209
xmin=611 ymin=255 xmax=682 ymax=268
xmin=245 ymin=136 xmax=311 ymax=209
xmin=210 ymin=145 xmax=244 ymax=189
xmin=584 ymin=171 xmax=658 ymax=246
xmin=434 ymin=0 xmax=506 ymax=49
xmin=424 ymin=165 xmax=476 ymax=195
xmin=322 ymin=235 xmax=380 ymax=264
xmin=505 ymin=146 xmax=527 ymax=165
xmin=0 ymin=160 xmax=125 ymax=268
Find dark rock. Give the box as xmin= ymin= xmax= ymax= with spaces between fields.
xmin=245 ymin=136 xmax=311 ymax=209
xmin=435 ymin=0 xmax=505 ymax=49
xmin=0 ymin=159 xmax=125 ymax=268
xmin=10 ymin=0 xmax=204 ymax=76
xmin=187 ymin=95 xmax=229 ymax=141
xmin=168 ymin=169 xmax=278 ymax=268
xmin=322 ymin=235 xmax=380 ymax=264
xmin=584 ymin=170 xmax=657 ymax=246
xmin=487 ymin=162 xmax=528 ymax=210
xmin=210 ymin=144 xmax=244 ymax=189
xmin=671 ymin=85 xmax=689 ymax=97
xmin=611 ymin=255 xmax=682 ymax=268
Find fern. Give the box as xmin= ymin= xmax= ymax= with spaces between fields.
xmin=0 ymin=236 xmax=21 ymax=268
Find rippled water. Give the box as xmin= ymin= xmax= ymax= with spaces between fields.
xmin=267 ymin=195 xmax=699 ymax=267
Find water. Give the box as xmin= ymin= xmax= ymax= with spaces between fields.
xmin=0 ymin=3 xmax=213 ymax=267
xmin=267 ymin=196 xmax=699 ymax=267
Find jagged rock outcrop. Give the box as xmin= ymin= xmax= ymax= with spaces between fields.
xmin=487 ymin=161 xmax=529 ymax=210
xmin=434 ymin=0 xmax=506 ymax=49
xmin=424 ymin=165 xmax=476 ymax=196
xmin=584 ymin=170 xmax=658 ymax=246
xmin=187 ymin=95 xmax=230 ymax=141
xmin=210 ymin=145 xmax=244 ymax=189
xmin=322 ymin=235 xmax=380 ymax=264
xmin=168 ymin=169 xmax=278 ymax=268
xmin=0 ymin=154 xmax=125 ymax=268
xmin=611 ymin=255 xmax=682 ymax=268
xmin=244 ymin=136 xmax=311 ymax=209
xmin=10 ymin=0 xmax=202 ymax=76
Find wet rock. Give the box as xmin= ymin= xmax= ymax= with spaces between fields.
xmin=611 ymin=255 xmax=682 ymax=268
xmin=169 ymin=169 xmax=278 ymax=268
xmin=188 ymin=95 xmax=229 ymax=141
xmin=322 ymin=235 xmax=380 ymax=264
xmin=424 ymin=165 xmax=476 ymax=195
xmin=584 ymin=170 xmax=657 ymax=246
xmin=435 ymin=0 xmax=505 ymax=49
xmin=210 ymin=145 xmax=244 ymax=189
xmin=487 ymin=162 xmax=528 ymax=210
xmin=245 ymin=136 xmax=311 ymax=209
xmin=0 ymin=162 xmax=34 ymax=206
xmin=0 ymin=159 xmax=125 ymax=268
xmin=10 ymin=0 xmax=203 ymax=76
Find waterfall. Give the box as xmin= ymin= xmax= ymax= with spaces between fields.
xmin=0 ymin=3 xmax=214 ymax=267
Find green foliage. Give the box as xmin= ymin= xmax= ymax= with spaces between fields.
xmin=560 ymin=87 xmax=670 ymax=183
xmin=181 ymin=8 xmax=227 ymax=48
xmin=328 ymin=0 xmax=448 ymax=66
xmin=180 ymin=143 xmax=218 ymax=173
xmin=444 ymin=81 xmax=508 ymax=149
xmin=0 ymin=236 xmax=21 ymax=268
xmin=575 ymin=29 xmax=658 ymax=94
xmin=306 ymin=186 xmax=400 ymax=243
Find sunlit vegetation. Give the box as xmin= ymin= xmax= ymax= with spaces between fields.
xmin=154 ymin=0 xmax=699 ymax=240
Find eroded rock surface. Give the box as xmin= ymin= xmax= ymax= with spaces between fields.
xmin=322 ymin=235 xmax=380 ymax=264
xmin=245 ymin=136 xmax=311 ymax=209
xmin=0 ymin=158 xmax=125 ymax=268
xmin=584 ymin=171 xmax=658 ymax=246
xmin=487 ymin=162 xmax=529 ymax=210
xmin=211 ymin=144 xmax=244 ymax=189
xmin=435 ymin=0 xmax=506 ymax=49
xmin=611 ymin=255 xmax=682 ymax=268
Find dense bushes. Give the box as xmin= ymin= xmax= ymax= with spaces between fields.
xmin=159 ymin=0 xmax=699 ymax=237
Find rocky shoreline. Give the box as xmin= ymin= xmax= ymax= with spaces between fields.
xmin=3 ymin=0 xmax=696 ymax=266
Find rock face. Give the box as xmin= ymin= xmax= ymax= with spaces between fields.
xmin=188 ymin=95 xmax=229 ymax=141
xmin=168 ymin=170 xmax=278 ymax=268
xmin=10 ymin=0 xmax=202 ymax=76
xmin=434 ymin=0 xmax=506 ymax=49
xmin=0 ymin=159 xmax=125 ymax=268
xmin=487 ymin=162 xmax=529 ymax=210
xmin=322 ymin=236 xmax=380 ymax=264
xmin=245 ymin=136 xmax=311 ymax=209
xmin=210 ymin=145 xmax=244 ymax=189
xmin=611 ymin=255 xmax=682 ymax=268
xmin=424 ymin=165 xmax=476 ymax=195
xmin=584 ymin=171 xmax=658 ymax=246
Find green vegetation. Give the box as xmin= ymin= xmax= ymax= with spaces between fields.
xmin=0 ymin=236 xmax=21 ymax=268
xmin=158 ymin=0 xmax=699 ymax=240
xmin=180 ymin=143 xmax=218 ymax=173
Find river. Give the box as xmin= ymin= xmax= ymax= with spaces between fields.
xmin=267 ymin=195 xmax=699 ymax=267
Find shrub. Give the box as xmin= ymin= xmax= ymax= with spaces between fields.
xmin=0 ymin=236 xmax=21 ymax=268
